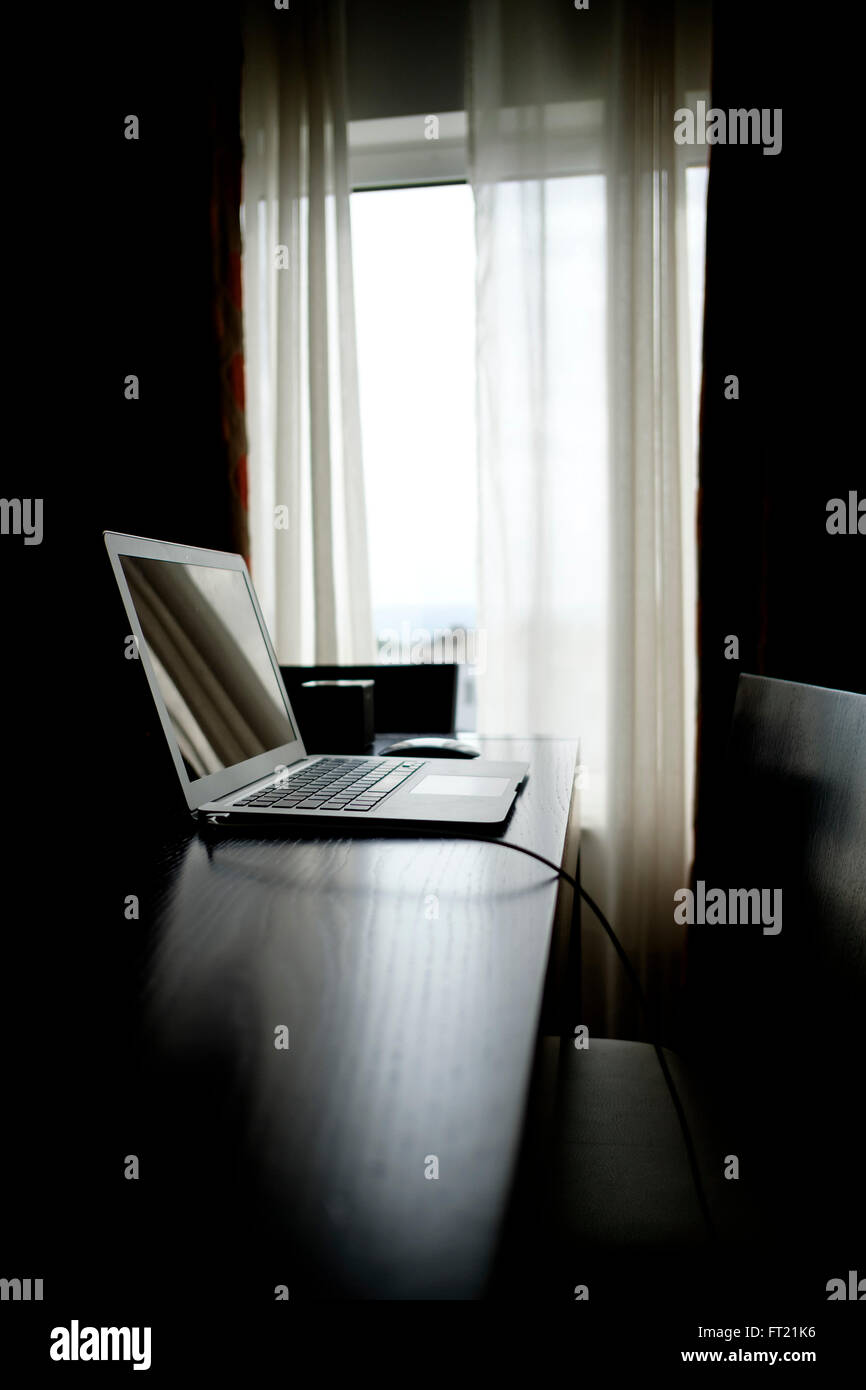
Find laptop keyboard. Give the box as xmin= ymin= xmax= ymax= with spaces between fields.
xmin=232 ymin=757 xmax=425 ymax=813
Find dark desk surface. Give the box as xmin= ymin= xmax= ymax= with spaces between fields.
xmin=136 ymin=736 xmax=579 ymax=1299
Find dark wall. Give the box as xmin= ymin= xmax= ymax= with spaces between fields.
xmin=346 ymin=0 xmax=467 ymax=119
xmin=2 ymin=9 xmax=246 ymax=1314
xmin=694 ymin=0 xmax=865 ymax=870
xmin=685 ymin=2 xmax=865 ymax=1261
xmin=97 ymin=3 xmax=241 ymax=554
xmin=33 ymin=3 xmax=246 ymax=813
xmin=7 ymin=5 xmax=243 ymax=752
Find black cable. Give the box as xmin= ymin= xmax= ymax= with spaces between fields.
xmin=464 ymin=835 xmax=718 ymax=1243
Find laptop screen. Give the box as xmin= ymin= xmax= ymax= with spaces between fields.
xmin=118 ymin=553 xmax=297 ymax=779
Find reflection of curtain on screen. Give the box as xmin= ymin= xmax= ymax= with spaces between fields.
xmin=468 ymin=0 xmax=710 ymax=1039
xmin=124 ymin=558 xmax=292 ymax=771
xmin=146 ymin=647 xmax=223 ymax=780
xmin=127 ymin=567 xmax=254 ymax=769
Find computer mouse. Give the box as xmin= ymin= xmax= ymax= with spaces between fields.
xmin=379 ymin=736 xmax=481 ymax=759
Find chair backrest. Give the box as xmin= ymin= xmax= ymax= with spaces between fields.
xmin=687 ymin=674 xmax=866 ymax=1241
xmin=279 ymin=663 xmax=458 ymax=735
xmin=728 ymin=673 xmax=865 ymax=977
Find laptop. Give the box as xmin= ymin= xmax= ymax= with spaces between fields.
xmin=105 ymin=532 xmax=528 ymax=827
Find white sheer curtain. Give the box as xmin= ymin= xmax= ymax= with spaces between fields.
xmin=241 ymin=0 xmax=374 ymax=663
xmin=468 ymin=0 xmax=710 ymax=1037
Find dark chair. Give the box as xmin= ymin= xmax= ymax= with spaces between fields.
xmin=540 ymin=675 xmax=866 ymax=1296
xmin=279 ymin=663 xmax=458 ymax=741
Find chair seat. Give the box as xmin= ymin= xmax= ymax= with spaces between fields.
xmin=546 ymin=1038 xmax=755 ymax=1252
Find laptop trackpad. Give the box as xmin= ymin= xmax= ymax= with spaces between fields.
xmin=411 ymin=775 xmax=509 ymax=798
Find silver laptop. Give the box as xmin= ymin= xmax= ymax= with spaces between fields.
xmin=105 ymin=533 xmax=528 ymax=827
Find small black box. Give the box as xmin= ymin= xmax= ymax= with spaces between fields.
xmin=298 ymin=679 xmax=375 ymax=753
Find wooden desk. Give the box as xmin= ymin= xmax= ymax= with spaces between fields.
xmin=135 ymin=736 xmax=579 ymax=1299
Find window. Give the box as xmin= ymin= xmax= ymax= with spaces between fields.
xmin=351 ymin=180 xmax=480 ymax=722
xmin=348 ymin=114 xmax=708 ymax=731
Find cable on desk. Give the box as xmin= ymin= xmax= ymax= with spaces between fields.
xmin=458 ymin=834 xmax=718 ymax=1244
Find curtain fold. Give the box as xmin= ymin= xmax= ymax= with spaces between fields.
xmin=468 ymin=0 xmax=710 ymax=1038
xmin=241 ymin=0 xmax=375 ymax=664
